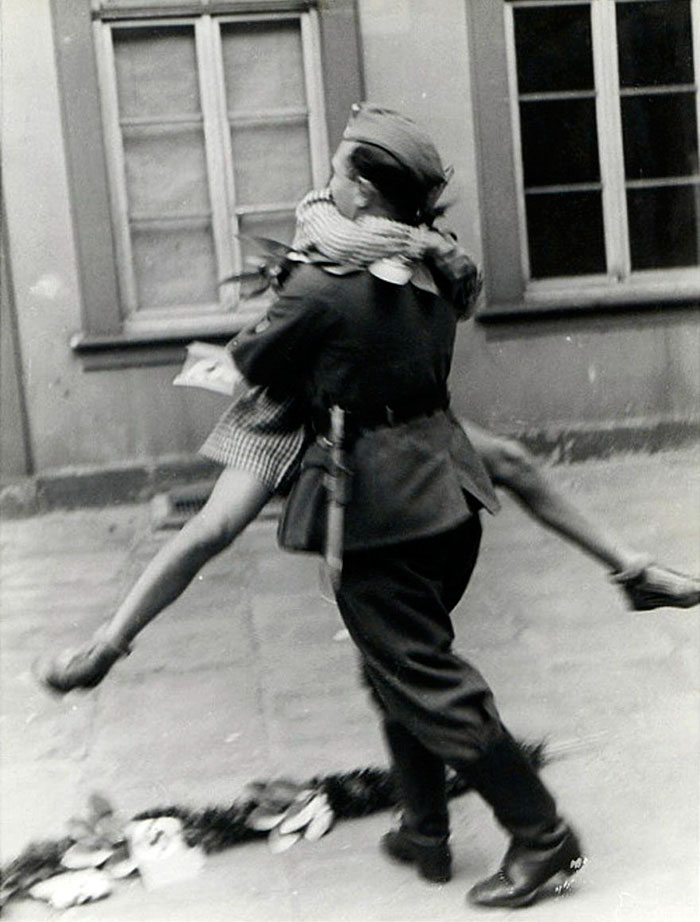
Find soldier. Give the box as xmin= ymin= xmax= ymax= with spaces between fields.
xmin=230 ymin=103 xmax=586 ymax=909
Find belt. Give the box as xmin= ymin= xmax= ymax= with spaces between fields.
xmin=313 ymin=392 xmax=449 ymax=438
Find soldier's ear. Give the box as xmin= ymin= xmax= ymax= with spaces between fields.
xmin=355 ymin=176 xmax=379 ymax=212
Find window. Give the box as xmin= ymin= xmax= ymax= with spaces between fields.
xmin=95 ymin=9 xmax=328 ymax=334
xmin=469 ymin=0 xmax=700 ymax=312
xmin=52 ymin=0 xmax=361 ymax=361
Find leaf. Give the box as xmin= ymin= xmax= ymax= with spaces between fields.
xmin=267 ymin=826 xmax=301 ymax=854
xmin=246 ymin=806 xmax=287 ymax=832
xmin=303 ymin=808 xmax=335 ymax=842
xmin=246 ymin=779 xmax=309 ymax=811
xmin=278 ymin=794 xmax=323 ymax=835
xmin=61 ymin=845 xmax=114 ymax=870
xmin=218 ymin=270 xmax=265 ymax=286
xmin=262 ymin=780 xmax=310 ymax=804
xmin=93 ymin=814 xmax=126 ymax=847
xmin=29 ymin=870 xmax=112 ymax=909
xmin=104 ymin=856 xmax=139 ymax=880
xmin=88 ymin=793 xmax=114 ymax=821
xmin=66 ymin=817 xmax=94 ymax=842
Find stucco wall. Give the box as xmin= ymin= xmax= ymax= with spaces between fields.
xmin=2 ymin=0 xmax=698 ymax=480
xmin=357 ymin=0 xmax=483 ymax=261
xmin=454 ymin=309 xmax=700 ymax=434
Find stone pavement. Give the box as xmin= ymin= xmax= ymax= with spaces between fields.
xmin=1 ymin=449 xmax=698 ymax=922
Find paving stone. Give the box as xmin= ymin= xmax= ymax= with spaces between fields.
xmin=0 ymin=506 xmax=146 ymax=557
xmin=254 ymin=551 xmax=325 ymax=596
xmin=86 ymin=669 xmax=269 ymax=793
xmin=126 ymin=611 xmax=256 ymax=672
xmin=0 ymin=549 xmax=128 ymax=590
xmin=251 ymin=593 xmax=346 ymax=647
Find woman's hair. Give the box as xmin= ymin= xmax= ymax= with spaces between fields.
xmin=348 ymin=143 xmax=445 ymax=226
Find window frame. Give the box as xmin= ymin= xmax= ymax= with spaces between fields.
xmin=51 ymin=0 xmax=362 ymax=365
xmin=468 ymin=0 xmax=700 ymax=318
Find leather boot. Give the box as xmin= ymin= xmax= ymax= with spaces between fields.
xmin=381 ymin=717 xmax=452 ymax=881
xmin=468 ymin=827 xmax=584 ymax=908
xmin=381 ymin=826 xmax=452 ymax=883
xmin=465 ymin=734 xmax=585 ymax=908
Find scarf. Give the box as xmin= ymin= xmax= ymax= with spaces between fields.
xmin=291 ymin=188 xmax=435 ymax=268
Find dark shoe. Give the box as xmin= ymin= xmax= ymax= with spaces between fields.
xmin=468 ymin=828 xmax=585 ymax=909
xmin=34 ymin=630 xmax=130 ymax=694
xmin=612 ymin=563 xmax=700 ymax=611
xmin=381 ymin=827 xmax=452 ymax=883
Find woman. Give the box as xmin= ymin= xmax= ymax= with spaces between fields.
xmin=36 ymin=185 xmax=698 ymax=696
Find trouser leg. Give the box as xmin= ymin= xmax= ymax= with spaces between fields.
xmin=361 ymin=661 xmax=449 ymax=839
xmin=466 ymin=732 xmax=562 ymax=845
xmin=382 ymin=717 xmax=449 ymax=839
xmin=336 ymin=516 xmax=504 ymax=767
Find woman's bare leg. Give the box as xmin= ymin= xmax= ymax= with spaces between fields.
xmin=36 ymin=468 xmax=273 ymax=691
xmin=462 ymin=421 xmax=641 ymax=572
xmin=461 ymin=419 xmax=700 ymax=610
xmin=102 ymin=468 xmax=273 ymax=648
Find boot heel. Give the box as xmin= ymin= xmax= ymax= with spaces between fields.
xmin=553 ymin=853 xmax=587 ymax=896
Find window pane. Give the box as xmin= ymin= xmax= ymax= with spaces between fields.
xmin=132 ymin=225 xmax=218 ymax=308
xmin=221 ymin=21 xmax=306 ymax=112
xmin=627 ymin=184 xmax=700 ymax=269
xmin=526 ymin=191 xmax=606 ymax=277
xmin=113 ymin=26 xmax=200 ymax=118
xmin=520 ymin=99 xmax=600 ymax=186
xmin=123 ymin=127 xmax=210 ymax=214
xmin=616 ymin=1 xmax=693 ymax=87
xmin=514 ymin=4 xmax=593 ymax=93
xmin=112 ymin=24 xmax=218 ymax=312
xmin=238 ymin=212 xmax=296 ymax=251
xmin=621 ymin=93 xmax=698 ymax=179
xmin=231 ymin=123 xmax=312 ymax=206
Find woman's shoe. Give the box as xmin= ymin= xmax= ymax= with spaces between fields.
xmin=34 ymin=630 xmax=130 ymax=694
xmin=612 ymin=563 xmax=700 ymax=611
xmin=467 ymin=828 xmax=585 ymax=908
xmin=380 ymin=826 xmax=452 ymax=883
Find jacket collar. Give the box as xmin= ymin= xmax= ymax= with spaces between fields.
xmin=287 ymin=251 xmax=439 ymax=294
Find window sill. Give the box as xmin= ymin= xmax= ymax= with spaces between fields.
xmin=478 ymin=284 xmax=700 ymax=323
xmin=71 ymin=314 xmax=259 ymax=370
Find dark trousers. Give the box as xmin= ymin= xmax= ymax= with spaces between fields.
xmin=335 ymin=515 xmax=507 ymax=838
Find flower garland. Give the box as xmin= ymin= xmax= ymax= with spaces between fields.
xmin=2 ymin=743 xmax=546 ymax=909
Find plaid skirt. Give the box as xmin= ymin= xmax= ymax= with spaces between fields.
xmin=199 ymin=386 xmax=307 ymax=493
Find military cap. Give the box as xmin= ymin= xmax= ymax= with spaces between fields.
xmin=342 ymin=102 xmax=450 ymax=196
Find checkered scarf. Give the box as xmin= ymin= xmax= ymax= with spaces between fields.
xmin=292 ymin=188 xmax=434 ymax=266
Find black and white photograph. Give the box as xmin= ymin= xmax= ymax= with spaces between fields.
xmin=1 ymin=1 xmax=699 ymax=920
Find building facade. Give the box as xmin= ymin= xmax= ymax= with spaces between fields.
xmin=2 ymin=0 xmax=699 ymax=492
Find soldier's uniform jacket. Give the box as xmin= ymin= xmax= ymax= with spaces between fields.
xmin=232 ymin=261 xmax=499 ymax=553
